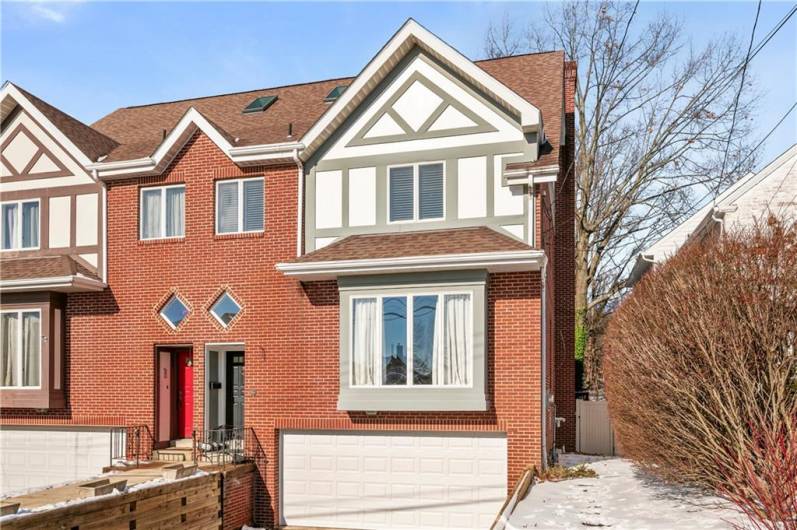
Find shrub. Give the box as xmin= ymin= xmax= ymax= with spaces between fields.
xmin=604 ymin=219 xmax=797 ymax=526
xmin=539 ymin=463 xmax=598 ymax=482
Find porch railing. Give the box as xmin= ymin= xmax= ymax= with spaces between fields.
xmin=192 ymin=427 xmax=265 ymax=467
xmin=110 ymin=425 xmax=155 ymax=467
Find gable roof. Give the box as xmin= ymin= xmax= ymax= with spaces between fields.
xmin=89 ymin=53 xmax=564 ymax=168
xmin=629 ymin=143 xmax=797 ymax=283
xmin=1 ymin=82 xmax=118 ymax=166
xmin=4 ymin=20 xmax=567 ymax=177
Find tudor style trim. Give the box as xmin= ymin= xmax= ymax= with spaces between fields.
xmin=299 ymin=19 xmax=542 ymax=162
xmin=276 ymin=249 xmax=546 ymax=280
xmin=1 ymin=83 xmax=97 ymax=168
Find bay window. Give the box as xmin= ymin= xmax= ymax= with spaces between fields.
xmin=351 ymin=293 xmax=472 ymax=387
xmin=1 ymin=310 xmax=41 ymax=388
xmin=339 ymin=272 xmax=486 ymax=411
xmin=1 ymin=199 xmax=40 ymax=250
xmin=140 ymin=185 xmax=185 ymax=240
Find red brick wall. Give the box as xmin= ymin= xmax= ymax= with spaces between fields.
xmin=223 ymin=465 xmax=254 ymax=530
xmin=552 ymin=61 xmax=578 ymax=451
xmin=2 ymin=131 xmax=545 ymax=527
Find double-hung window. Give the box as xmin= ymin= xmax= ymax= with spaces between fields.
xmin=1 ymin=199 xmax=39 ymax=251
xmin=1 ymin=310 xmax=41 ymax=388
xmin=216 ymin=177 xmax=264 ymax=234
xmin=388 ymin=162 xmax=444 ymax=222
xmin=140 ymin=185 xmax=185 ymax=240
xmin=350 ymin=291 xmax=472 ymax=387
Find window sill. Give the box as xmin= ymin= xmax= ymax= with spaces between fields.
xmin=337 ymin=387 xmax=488 ymax=412
xmin=138 ymin=237 xmax=185 ymax=246
xmin=213 ymin=231 xmax=265 ymax=241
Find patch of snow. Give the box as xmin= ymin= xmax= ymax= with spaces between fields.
xmin=509 ymin=457 xmax=746 ymax=529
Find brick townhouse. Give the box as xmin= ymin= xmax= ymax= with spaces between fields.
xmin=0 ymin=19 xmax=575 ymax=529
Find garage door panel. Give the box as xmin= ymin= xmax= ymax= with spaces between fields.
xmin=281 ymin=431 xmax=507 ymax=530
xmin=0 ymin=427 xmax=114 ymax=496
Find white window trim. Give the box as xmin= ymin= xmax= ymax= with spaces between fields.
xmin=349 ymin=289 xmax=473 ymax=389
xmin=159 ymin=295 xmax=189 ymax=330
xmin=0 ymin=308 xmax=42 ymax=389
xmin=1 ymin=199 xmax=41 ymax=252
xmin=209 ymin=292 xmax=242 ymax=328
xmin=139 ymin=184 xmax=186 ymax=241
xmin=386 ymin=161 xmax=446 ymax=224
xmin=214 ymin=177 xmax=265 ymax=235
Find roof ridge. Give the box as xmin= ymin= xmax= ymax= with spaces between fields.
xmin=99 ymin=50 xmax=565 ymax=113
xmin=117 ymin=75 xmax=355 ymax=111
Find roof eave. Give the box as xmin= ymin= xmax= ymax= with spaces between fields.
xmin=87 ymin=107 xmax=305 ymax=179
xmin=276 ymin=250 xmax=546 ymax=281
xmin=0 ymin=274 xmax=106 ymax=293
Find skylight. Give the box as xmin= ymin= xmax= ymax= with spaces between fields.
xmin=324 ymin=85 xmax=348 ymax=102
xmin=243 ymin=95 xmax=277 ymax=114
xmin=210 ymin=292 xmax=242 ymax=327
xmin=160 ymin=294 xmax=189 ymax=329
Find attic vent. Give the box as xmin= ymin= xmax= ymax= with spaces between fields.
xmin=324 ymin=85 xmax=348 ymax=102
xmin=243 ymin=95 xmax=277 ymax=114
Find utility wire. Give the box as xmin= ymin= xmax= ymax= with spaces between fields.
xmin=714 ymin=0 xmax=761 ymax=204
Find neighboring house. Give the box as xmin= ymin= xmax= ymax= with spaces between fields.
xmin=0 ymin=19 xmax=576 ymax=530
xmin=630 ymin=143 xmax=797 ymax=282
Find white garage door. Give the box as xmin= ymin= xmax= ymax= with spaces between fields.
xmin=0 ymin=426 xmax=117 ymax=496
xmin=281 ymin=431 xmax=507 ymax=530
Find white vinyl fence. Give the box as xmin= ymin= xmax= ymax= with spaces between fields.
xmin=576 ymin=399 xmax=618 ymax=456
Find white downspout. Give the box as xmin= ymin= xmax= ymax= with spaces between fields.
xmin=711 ymin=208 xmax=725 ymax=237
xmin=540 ymin=257 xmax=549 ymax=469
xmin=292 ymin=149 xmax=304 ymax=257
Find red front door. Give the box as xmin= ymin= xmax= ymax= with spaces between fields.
xmin=176 ymin=351 xmax=193 ymax=438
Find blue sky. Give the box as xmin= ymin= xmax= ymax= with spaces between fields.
xmin=2 ymin=1 xmax=795 ymax=166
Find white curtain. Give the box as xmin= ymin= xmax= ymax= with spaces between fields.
xmin=142 ymin=189 xmax=161 ymax=238
xmin=352 ymin=298 xmax=377 ymax=385
xmin=22 ymin=202 xmax=39 ymax=248
xmin=1 ymin=313 xmax=17 ymax=387
xmin=22 ymin=313 xmax=40 ymax=387
xmin=433 ymin=294 xmax=471 ymax=385
xmin=166 ymin=187 xmax=184 ymax=237
xmin=2 ymin=204 xmax=17 ymax=250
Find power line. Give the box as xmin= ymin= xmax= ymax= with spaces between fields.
xmin=715 ymin=0 xmax=762 ymax=204
xmin=691 ymin=101 xmax=797 ymax=213
xmin=748 ymin=3 xmax=797 ymax=63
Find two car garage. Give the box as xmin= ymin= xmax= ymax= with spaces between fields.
xmin=281 ymin=431 xmax=508 ymax=530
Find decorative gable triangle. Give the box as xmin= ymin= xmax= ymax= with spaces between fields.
xmin=428 ymin=106 xmax=477 ymax=131
xmin=29 ymin=153 xmax=61 ymax=174
xmin=363 ymin=113 xmax=407 ymax=139
xmin=347 ymin=69 xmax=498 ymax=148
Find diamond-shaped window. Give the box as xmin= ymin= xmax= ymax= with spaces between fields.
xmin=160 ymin=295 xmax=189 ymax=329
xmin=210 ymin=292 xmax=241 ymax=327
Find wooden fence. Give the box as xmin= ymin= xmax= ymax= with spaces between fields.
xmin=3 ymin=473 xmax=221 ymax=530
xmin=576 ymin=399 xmax=618 ymax=456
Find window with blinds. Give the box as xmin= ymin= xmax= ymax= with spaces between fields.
xmin=388 ymin=162 xmax=444 ymax=222
xmin=216 ymin=177 xmax=264 ymax=234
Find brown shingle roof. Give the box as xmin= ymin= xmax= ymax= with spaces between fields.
xmin=14 ymin=85 xmax=119 ymax=163
xmin=1 ymin=255 xmax=100 ymax=282
xmin=90 ymin=51 xmax=565 ymax=162
xmin=293 ymin=226 xmax=532 ymax=263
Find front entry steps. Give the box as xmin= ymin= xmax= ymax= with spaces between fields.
xmin=153 ymin=439 xmax=193 ymax=462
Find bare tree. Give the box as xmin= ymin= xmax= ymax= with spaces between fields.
xmin=484 ymin=1 xmax=757 ymax=389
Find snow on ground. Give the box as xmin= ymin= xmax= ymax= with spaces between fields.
xmin=508 ymin=456 xmax=747 ymax=530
